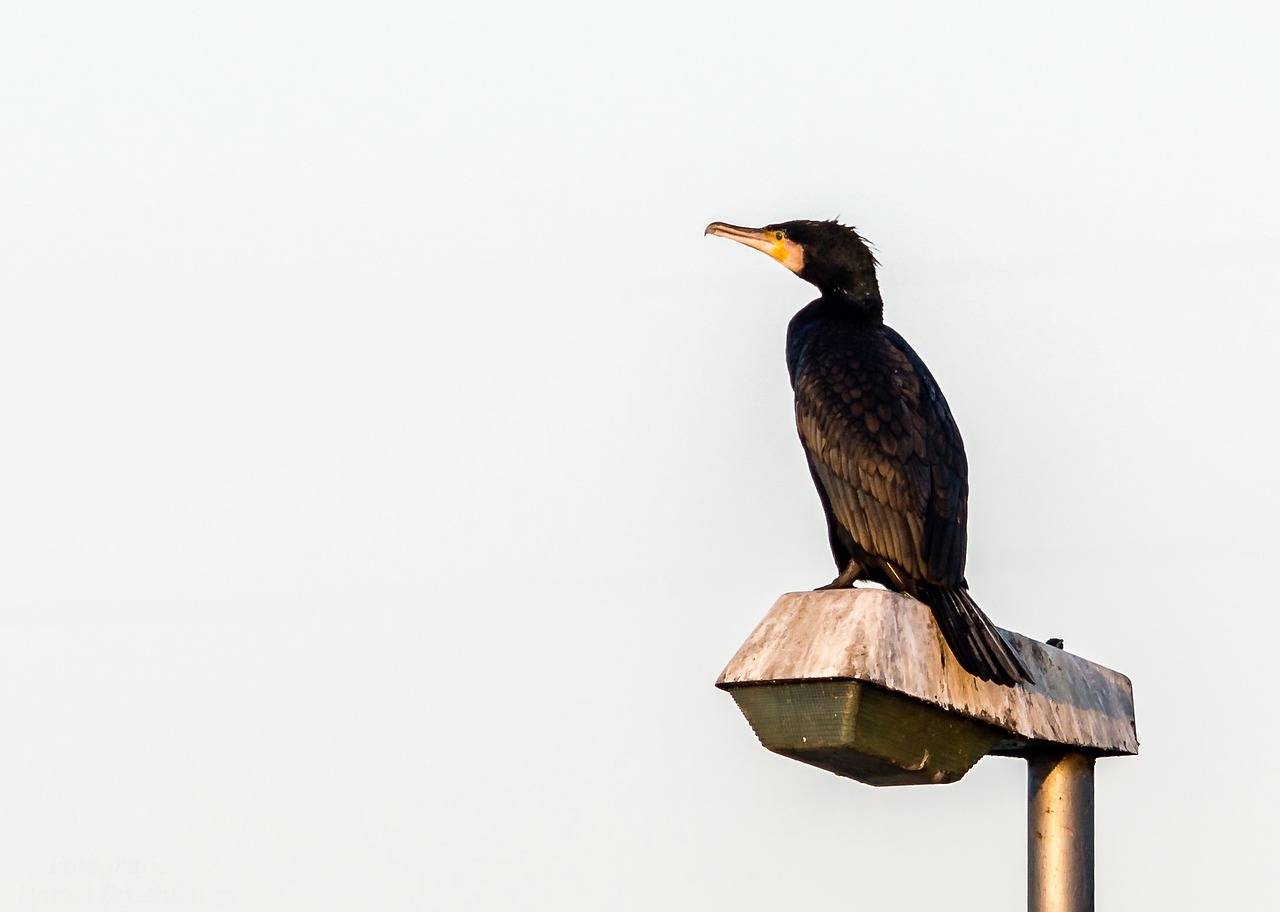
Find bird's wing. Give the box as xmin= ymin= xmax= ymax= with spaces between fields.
xmin=793 ymin=330 xmax=968 ymax=585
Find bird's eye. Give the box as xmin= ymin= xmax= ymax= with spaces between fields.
xmin=775 ymin=231 xmax=784 ymax=241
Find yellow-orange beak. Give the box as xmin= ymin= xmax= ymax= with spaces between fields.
xmin=705 ymin=222 xmax=806 ymax=275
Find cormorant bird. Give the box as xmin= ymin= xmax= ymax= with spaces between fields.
xmin=706 ymin=218 xmax=1033 ymax=686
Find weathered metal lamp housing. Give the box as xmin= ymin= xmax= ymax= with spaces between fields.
xmin=728 ymin=679 xmax=1005 ymax=785
xmin=717 ymin=590 xmax=1137 ymax=787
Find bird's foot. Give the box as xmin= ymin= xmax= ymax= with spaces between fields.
xmin=815 ymin=560 xmax=863 ymax=591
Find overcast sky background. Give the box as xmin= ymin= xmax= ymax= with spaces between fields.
xmin=3 ymin=3 xmax=1277 ymax=909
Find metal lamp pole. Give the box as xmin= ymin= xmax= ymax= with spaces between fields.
xmin=1028 ymin=750 xmax=1095 ymax=912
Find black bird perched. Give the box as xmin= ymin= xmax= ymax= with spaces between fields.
xmin=706 ymin=218 xmax=1033 ymax=686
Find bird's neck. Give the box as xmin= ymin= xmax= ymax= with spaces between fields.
xmin=820 ymin=287 xmax=884 ymax=324
xmin=809 ymin=259 xmax=883 ymax=321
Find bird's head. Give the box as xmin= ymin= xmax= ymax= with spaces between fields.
xmin=705 ymin=218 xmax=881 ymax=303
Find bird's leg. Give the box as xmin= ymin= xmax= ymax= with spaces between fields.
xmin=816 ymin=559 xmax=864 ymax=591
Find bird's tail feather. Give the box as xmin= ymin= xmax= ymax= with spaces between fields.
xmin=917 ymin=584 xmax=1035 ymax=686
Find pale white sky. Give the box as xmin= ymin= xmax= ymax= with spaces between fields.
xmin=3 ymin=3 xmax=1278 ymax=909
